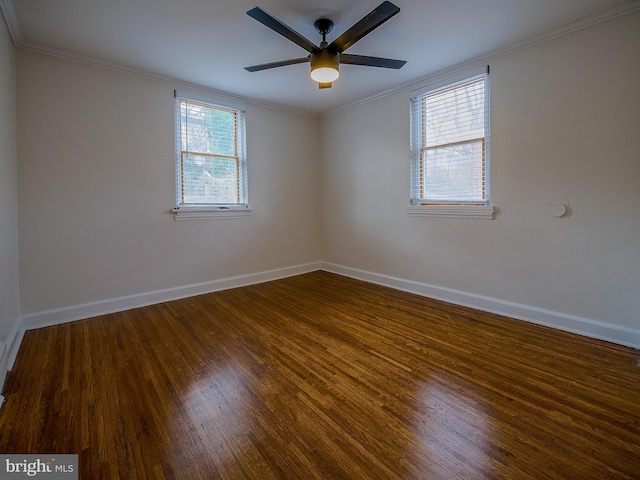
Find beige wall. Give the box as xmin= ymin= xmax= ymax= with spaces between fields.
xmin=321 ymin=13 xmax=640 ymax=333
xmin=0 ymin=17 xmax=20 ymax=343
xmin=17 ymin=50 xmax=321 ymax=314
xmin=13 ymin=12 xmax=640 ymax=345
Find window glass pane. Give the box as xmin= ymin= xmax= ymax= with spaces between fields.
xmin=181 ymin=101 xmax=236 ymax=156
xmin=182 ymin=154 xmax=238 ymax=204
xmin=423 ymin=140 xmax=484 ymax=200
xmin=422 ymin=79 xmax=485 ymax=148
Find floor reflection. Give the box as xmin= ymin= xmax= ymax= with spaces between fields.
xmin=406 ymin=373 xmax=494 ymax=478
xmin=165 ymin=363 xmax=251 ymax=477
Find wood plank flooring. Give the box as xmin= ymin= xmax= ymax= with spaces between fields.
xmin=1 ymin=271 xmax=639 ymax=479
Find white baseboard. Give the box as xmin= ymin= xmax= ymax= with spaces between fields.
xmin=7 ymin=323 xmax=24 ymax=371
xmin=21 ymin=262 xmax=322 ymax=332
xmin=1 ymin=316 xmax=25 ymax=397
xmin=322 ymin=262 xmax=640 ymax=350
xmin=0 ymin=341 xmax=5 ymax=396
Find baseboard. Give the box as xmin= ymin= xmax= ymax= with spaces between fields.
xmin=21 ymin=262 xmax=322 ymax=332
xmin=322 ymin=262 xmax=640 ymax=350
xmin=6 ymin=321 xmax=24 ymax=371
xmin=1 ymin=316 xmax=25 ymax=399
xmin=0 ymin=341 xmax=5 ymax=400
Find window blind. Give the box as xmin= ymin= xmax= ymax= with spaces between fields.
xmin=410 ymin=71 xmax=489 ymax=205
xmin=175 ymin=95 xmax=247 ymax=206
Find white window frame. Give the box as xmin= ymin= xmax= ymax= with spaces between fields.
xmin=409 ymin=67 xmax=494 ymax=219
xmin=172 ymin=90 xmax=251 ymax=220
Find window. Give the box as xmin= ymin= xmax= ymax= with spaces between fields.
xmin=173 ymin=91 xmax=249 ymax=220
xmin=409 ymin=68 xmax=494 ymax=219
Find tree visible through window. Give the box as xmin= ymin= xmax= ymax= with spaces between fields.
xmin=410 ymin=71 xmax=489 ymax=205
xmin=176 ymin=96 xmax=247 ymax=206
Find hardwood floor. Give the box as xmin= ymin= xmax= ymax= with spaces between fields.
xmin=1 ymin=271 xmax=639 ymax=479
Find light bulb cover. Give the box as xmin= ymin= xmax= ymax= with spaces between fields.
xmin=311 ymin=66 xmax=339 ymax=82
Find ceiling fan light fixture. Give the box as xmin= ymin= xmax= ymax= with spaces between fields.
xmin=310 ymin=50 xmax=339 ymax=83
xmin=245 ymin=3 xmax=406 ymax=87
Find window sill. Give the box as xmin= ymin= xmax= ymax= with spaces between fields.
xmin=172 ymin=206 xmax=252 ymax=221
xmin=407 ymin=204 xmax=495 ymax=219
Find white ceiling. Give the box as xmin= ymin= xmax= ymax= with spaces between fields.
xmin=4 ymin=0 xmax=638 ymax=114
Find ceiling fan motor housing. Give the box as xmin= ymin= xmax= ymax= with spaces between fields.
xmin=311 ymin=45 xmax=339 ymax=68
xmin=310 ymin=45 xmax=339 ymax=82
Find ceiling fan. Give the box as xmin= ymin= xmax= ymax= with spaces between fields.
xmin=244 ymin=1 xmax=407 ymax=89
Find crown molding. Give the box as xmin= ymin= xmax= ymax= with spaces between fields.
xmin=0 ymin=0 xmax=22 ymax=46
xmin=325 ymin=1 xmax=640 ymax=116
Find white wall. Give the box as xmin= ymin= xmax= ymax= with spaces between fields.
xmin=0 ymin=14 xmax=20 ymax=368
xmin=17 ymin=50 xmax=321 ymax=315
xmin=321 ymin=13 xmax=640 ymax=340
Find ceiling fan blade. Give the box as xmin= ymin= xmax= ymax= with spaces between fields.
xmin=247 ymin=7 xmax=317 ymax=53
xmin=328 ymin=1 xmax=400 ymax=53
xmin=340 ymin=54 xmax=406 ymax=69
xmin=245 ymin=57 xmax=310 ymax=72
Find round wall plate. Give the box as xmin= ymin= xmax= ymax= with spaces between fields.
xmin=547 ymin=202 xmax=567 ymax=218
